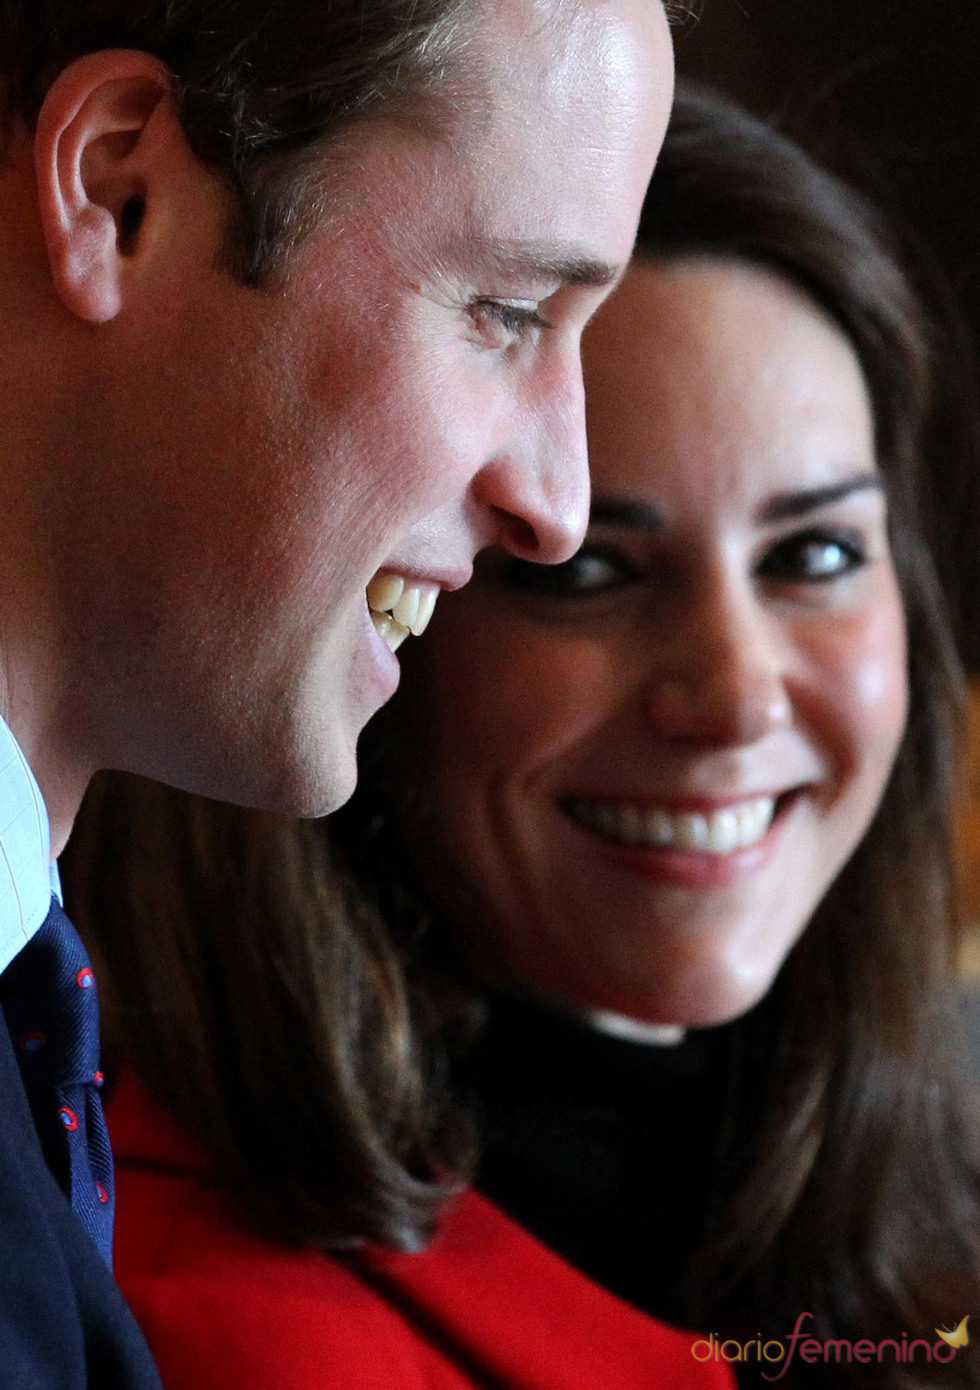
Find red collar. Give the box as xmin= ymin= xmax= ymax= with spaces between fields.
xmin=109 ymin=1074 xmax=733 ymax=1390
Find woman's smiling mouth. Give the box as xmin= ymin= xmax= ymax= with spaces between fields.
xmin=563 ymin=794 xmax=789 ymax=854
xmin=559 ymin=792 xmax=807 ymax=891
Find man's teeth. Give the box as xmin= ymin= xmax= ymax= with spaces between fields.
xmin=371 ymin=610 xmax=410 ymax=653
xmin=367 ymin=574 xmax=405 ymax=613
xmin=567 ymin=796 xmax=778 ymax=854
xmin=391 ymin=585 xmax=438 ymax=635
xmin=367 ymin=575 xmax=440 ymax=652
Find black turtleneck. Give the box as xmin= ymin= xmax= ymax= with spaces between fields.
xmin=462 ymin=992 xmax=730 ymax=1324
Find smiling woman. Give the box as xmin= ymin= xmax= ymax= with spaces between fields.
xmin=63 ymin=86 xmax=979 ymax=1390
xmin=406 ymin=256 xmax=908 ymax=1029
xmin=345 ymin=91 xmax=978 ymax=1380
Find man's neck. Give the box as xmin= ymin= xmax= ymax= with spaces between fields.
xmin=0 ymin=142 xmax=95 ymax=859
xmin=0 ymin=670 xmax=87 ymax=861
xmin=16 ymin=744 xmax=85 ymax=861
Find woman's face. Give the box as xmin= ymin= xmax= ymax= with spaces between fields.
xmin=386 ymin=259 xmax=909 ymax=1026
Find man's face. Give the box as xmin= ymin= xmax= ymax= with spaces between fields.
xmin=64 ymin=0 xmax=673 ymax=814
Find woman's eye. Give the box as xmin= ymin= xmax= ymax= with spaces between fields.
xmin=758 ymin=528 xmax=868 ymax=583
xmin=497 ymin=546 xmax=636 ymax=596
xmin=468 ymin=299 xmax=550 ymax=349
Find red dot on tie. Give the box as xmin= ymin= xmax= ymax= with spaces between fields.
xmin=19 ymin=1031 xmax=47 ymax=1053
xmin=76 ymin=967 xmax=94 ymax=989
xmin=59 ymin=1107 xmax=79 ymax=1131
xmin=95 ymin=1182 xmax=109 ymax=1204
xmin=93 ymin=1070 xmax=105 ymax=1088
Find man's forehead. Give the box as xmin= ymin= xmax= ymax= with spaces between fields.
xmin=432 ymin=234 xmax=623 ymax=291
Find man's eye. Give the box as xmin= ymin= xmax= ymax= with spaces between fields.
xmin=499 ymin=546 xmax=636 ymax=596
xmin=757 ymin=528 xmax=868 ymax=582
xmin=468 ymin=299 xmax=550 ymax=349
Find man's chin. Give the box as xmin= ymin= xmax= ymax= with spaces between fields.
xmin=282 ymin=743 xmax=360 ymax=820
xmin=300 ymin=765 xmax=358 ymax=818
xmin=228 ymin=724 xmax=360 ymax=820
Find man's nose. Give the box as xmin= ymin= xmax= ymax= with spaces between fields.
xmin=645 ymin=585 xmax=792 ymax=746
xmin=470 ymin=362 xmax=590 ymax=565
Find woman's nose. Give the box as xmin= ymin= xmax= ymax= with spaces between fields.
xmin=645 ymin=590 xmax=792 ymax=746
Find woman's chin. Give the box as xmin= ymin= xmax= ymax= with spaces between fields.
xmin=565 ymin=965 xmax=784 ymax=1033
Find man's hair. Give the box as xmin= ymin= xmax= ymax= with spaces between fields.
xmin=0 ymin=0 xmax=471 ymax=282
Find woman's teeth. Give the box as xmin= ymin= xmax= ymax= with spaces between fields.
xmin=567 ymin=796 xmax=778 ymax=854
xmin=367 ymin=574 xmax=440 ymax=653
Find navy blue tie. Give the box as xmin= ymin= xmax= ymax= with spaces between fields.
xmin=0 ymin=897 xmax=114 ymax=1265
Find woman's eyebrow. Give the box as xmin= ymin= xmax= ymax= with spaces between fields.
xmin=588 ymin=495 xmax=666 ymax=529
xmin=761 ymin=472 xmax=884 ymax=523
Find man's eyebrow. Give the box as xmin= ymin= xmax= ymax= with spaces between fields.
xmin=589 ymin=495 xmax=665 ymax=528
xmin=454 ymin=238 xmax=621 ymax=290
xmin=761 ymin=473 xmax=884 ymax=523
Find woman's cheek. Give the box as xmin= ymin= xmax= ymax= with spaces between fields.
xmin=422 ymin=616 xmax=622 ymax=770
xmin=803 ymin=597 xmax=908 ymax=793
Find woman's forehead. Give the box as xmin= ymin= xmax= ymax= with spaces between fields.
xmin=582 ymin=257 xmax=877 ymax=518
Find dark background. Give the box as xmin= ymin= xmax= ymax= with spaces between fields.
xmin=672 ymin=0 xmax=980 ymax=665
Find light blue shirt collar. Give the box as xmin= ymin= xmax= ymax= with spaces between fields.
xmin=0 ymin=715 xmax=61 ymax=975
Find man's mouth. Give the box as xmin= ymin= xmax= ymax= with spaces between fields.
xmin=564 ymin=795 xmax=781 ymax=854
xmin=367 ymin=573 xmax=440 ymax=653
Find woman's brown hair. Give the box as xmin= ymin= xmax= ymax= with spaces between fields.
xmin=63 ymin=84 xmax=980 ymax=1384
xmin=624 ymin=86 xmax=980 ymax=1373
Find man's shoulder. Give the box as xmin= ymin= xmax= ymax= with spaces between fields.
xmin=0 ymin=1019 xmax=162 ymax=1389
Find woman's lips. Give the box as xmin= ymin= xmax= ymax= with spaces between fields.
xmin=562 ymin=791 xmax=801 ymax=888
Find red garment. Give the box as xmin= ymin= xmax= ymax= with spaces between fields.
xmin=109 ymin=1078 xmax=735 ymax=1390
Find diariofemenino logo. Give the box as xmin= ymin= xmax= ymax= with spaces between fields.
xmin=691 ymin=1312 xmax=970 ymax=1378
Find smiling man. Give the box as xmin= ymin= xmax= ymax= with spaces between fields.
xmin=0 ymin=0 xmax=673 ymax=1384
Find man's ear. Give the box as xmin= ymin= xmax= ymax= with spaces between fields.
xmin=34 ymin=50 xmax=175 ymax=324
